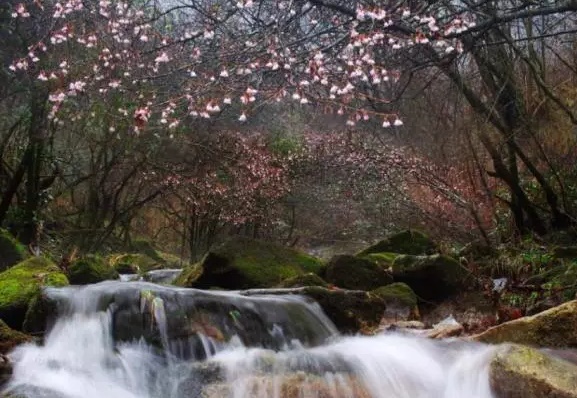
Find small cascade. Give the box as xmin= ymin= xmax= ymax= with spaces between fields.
xmin=3 ymin=282 xmax=496 ymax=398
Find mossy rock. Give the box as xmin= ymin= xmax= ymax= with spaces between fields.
xmin=490 ymin=344 xmax=577 ymax=398
xmin=190 ymin=237 xmax=324 ymax=290
xmin=130 ymin=239 xmax=184 ymax=268
xmin=371 ymin=282 xmax=419 ymax=321
xmin=474 ymin=300 xmax=577 ymax=348
xmin=371 ymin=282 xmax=417 ymax=308
xmin=0 ymin=229 xmax=26 ymax=272
xmin=22 ymin=291 xmax=59 ymax=335
xmin=173 ymin=262 xmax=203 ymax=287
xmin=362 ymin=252 xmax=398 ymax=268
xmin=276 ymin=273 xmax=328 ymax=288
xmin=108 ymin=253 xmax=162 ymax=274
xmin=68 ymin=255 xmax=118 ymax=285
xmin=391 ymin=254 xmax=467 ymax=302
xmin=322 ymin=255 xmax=392 ymax=291
xmin=0 ymin=257 xmax=68 ymax=330
xmin=0 ymin=319 xmax=31 ymax=354
xmin=357 ymin=230 xmax=438 ymax=257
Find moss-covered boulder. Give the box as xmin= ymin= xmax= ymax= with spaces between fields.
xmin=173 ymin=262 xmax=203 ymax=287
xmin=490 ymin=344 xmax=577 ymax=398
xmin=187 ymin=237 xmax=323 ymax=290
xmin=371 ymin=282 xmax=419 ymax=323
xmin=0 ymin=229 xmax=26 ymax=272
xmin=0 ymin=319 xmax=31 ymax=354
xmin=22 ymin=290 xmax=59 ymax=335
xmin=130 ymin=239 xmax=184 ymax=269
xmin=0 ymin=257 xmax=68 ymax=329
xmin=277 ymin=273 xmax=329 ymax=288
xmin=322 ymin=255 xmax=392 ymax=291
xmin=357 ymin=230 xmax=438 ymax=257
xmin=475 ymin=300 xmax=577 ymax=348
xmin=108 ymin=253 xmax=161 ymax=274
xmin=362 ymin=252 xmax=399 ymax=267
xmin=68 ymin=255 xmax=118 ymax=285
xmin=391 ymin=254 xmax=466 ymax=302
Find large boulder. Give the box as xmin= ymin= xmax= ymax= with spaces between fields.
xmin=391 ymin=254 xmax=467 ymax=302
xmin=0 ymin=229 xmax=26 ymax=272
xmin=181 ymin=237 xmax=323 ymax=290
xmin=242 ymin=286 xmax=387 ymax=334
xmin=68 ymin=255 xmax=118 ymax=285
xmin=276 ymin=273 xmax=329 ymax=288
xmin=474 ymin=300 xmax=577 ymax=348
xmin=322 ymin=255 xmax=392 ymax=291
xmin=371 ymin=282 xmax=419 ymax=321
xmin=490 ymin=344 xmax=577 ymax=398
xmin=357 ymin=230 xmax=438 ymax=257
xmin=108 ymin=253 xmax=162 ymax=274
xmin=0 ymin=257 xmax=68 ymax=330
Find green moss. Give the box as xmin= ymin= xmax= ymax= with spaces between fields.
xmin=371 ymin=282 xmax=417 ymax=308
xmin=192 ymin=237 xmax=324 ymax=289
xmin=357 ymin=230 xmax=438 ymax=257
xmin=0 ymin=228 xmax=26 ymax=272
xmin=277 ymin=273 xmax=328 ymax=288
xmin=0 ymin=257 xmax=68 ymax=329
xmin=68 ymin=255 xmax=118 ymax=285
xmin=323 ymin=255 xmax=392 ymax=291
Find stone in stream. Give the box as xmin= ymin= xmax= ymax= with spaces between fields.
xmin=356 ymin=230 xmax=439 ymax=256
xmin=490 ymin=344 xmax=577 ymax=398
xmin=67 ymin=255 xmax=118 ymax=285
xmin=200 ymin=373 xmax=371 ymax=398
xmin=474 ymin=300 xmax=577 ymax=347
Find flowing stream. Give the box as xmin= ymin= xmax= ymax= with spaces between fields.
xmin=3 ymin=281 xmax=496 ymax=398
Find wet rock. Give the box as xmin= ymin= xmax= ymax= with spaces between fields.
xmin=0 ymin=229 xmax=26 ymax=272
xmin=277 ymin=273 xmax=328 ymax=288
xmin=68 ymin=255 xmax=118 ymax=285
xmin=0 ymin=257 xmax=68 ymax=330
xmin=426 ymin=316 xmax=464 ymax=339
xmin=357 ymin=230 xmax=438 ymax=257
xmin=179 ymin=237 xmax=324 ymax=290
xmin=200 ymin=373 xmax=371 ymax=398
xmin=322 ymin=255 xmax=392 ymax=291
xmin=391 ymin=254 xmax=467 ymax=302
xmin=22 ymin=291 xmax=59 ymax=335
xmin=490 ymin=344 xmax=577 ymax=398
xmin=474 ymin=300 xmax=577 ymax=347
xmin=0 ymin=319 xmax=31 ymax=355
xmin=242 ymin=287 xmax=387 ymax=334
xmin=143 ymin=269 xmax=182 ymax=284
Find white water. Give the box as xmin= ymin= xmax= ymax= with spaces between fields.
xmin=3 ymin=283 xmax=497 ymax=398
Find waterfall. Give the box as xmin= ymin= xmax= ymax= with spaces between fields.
xmin=3 ymin=282 xmax=496 ymax=398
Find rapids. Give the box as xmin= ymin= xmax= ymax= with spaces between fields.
xmin=3 ymin=282 xmax=496 ymax=398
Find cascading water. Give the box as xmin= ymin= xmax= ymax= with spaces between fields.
xmin=3 ymin=281 xmax=496 ymax=398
